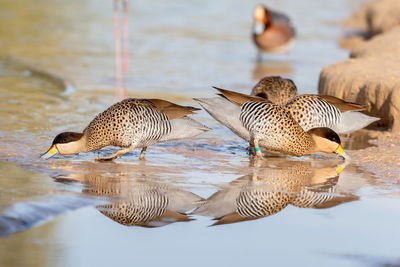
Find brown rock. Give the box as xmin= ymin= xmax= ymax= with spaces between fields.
xmin=318 ymin=57 xmax=400 ymax=131
xmin=350 ymin=26 xmax=400 ymax=58
xmin=365 ymin=0 xmax=400 ymax=36
xmin=341 ymin=2 xmax=370 ymax=30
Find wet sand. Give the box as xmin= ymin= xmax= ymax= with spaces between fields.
xmin=351 ymin=131 xmax=400 ymax=179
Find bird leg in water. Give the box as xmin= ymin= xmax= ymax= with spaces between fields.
xmin=139 ymin=147 xmax=147 ymax=160
xmin=249 ymin=143 xmax=256 ymax=156
xmin=96 ymin=146 xmax=136 ymax=162
xmin=253 ymin=139 xmax=263 ymax=158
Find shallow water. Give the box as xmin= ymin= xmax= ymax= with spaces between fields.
xmin=1 ymin=0 xmax=400 ymax=266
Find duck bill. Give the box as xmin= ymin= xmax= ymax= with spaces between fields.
xmin=40 ymin=145 xmax=59 ymax=159
xmin=335 ymin=145 xmax=350 ymax=160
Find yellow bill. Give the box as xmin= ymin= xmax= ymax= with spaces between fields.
xmin=40 ymin=145 xmax=59 ymax=159
xmin=335 ymin=145 xmax=350 ymax=160
xmin=336 ymin=165 xmax=345 ymax=175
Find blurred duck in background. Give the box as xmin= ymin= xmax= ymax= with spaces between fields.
xmin=252 ymin=4 xmax=295 ymax=60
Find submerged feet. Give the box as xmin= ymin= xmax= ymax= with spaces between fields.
xmin=96 ymin=147 xmax=136 ymax=162
xmin=139 ymin=147 xmax=147 ymax=160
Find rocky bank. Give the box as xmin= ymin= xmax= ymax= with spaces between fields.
xmin=319 ymin=0 xmax=400 ymax=178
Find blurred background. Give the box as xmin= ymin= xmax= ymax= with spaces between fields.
xmin=1 ymin=0 xmax=364 ymax=96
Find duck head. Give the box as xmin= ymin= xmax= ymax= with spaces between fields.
xmin=252 ymin=76 xmax=298 ymax=104
xmin=40 ymin=132 xmax=85 ymax=159
xmin=254 ymin=5 xmax=271 ymax=33
xmin=308 ymin=127 xmax=350 ymax=160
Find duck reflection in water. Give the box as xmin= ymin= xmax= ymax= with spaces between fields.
xmin=192 ymin=159 xmax=357 ymax=226
xmin=57 ymin=167 xmax=203 ymax=228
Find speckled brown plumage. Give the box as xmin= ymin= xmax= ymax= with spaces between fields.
xmin=97 ymin=183 xmax=170 ymax=227
xmin=284 ymin=95 xmax=341 ymax=132
xmin=84 ymin=99 xmax=173 ymax=151
xmin=240 ymin=101 xmax=314 ymax=156
xmin=251 ymin=76 xmax=297 ymax=105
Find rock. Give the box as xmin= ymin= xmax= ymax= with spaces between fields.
xmin=350 ymin=26 xmax=400 ymax=58
xmin=320 ymin=0 xmax=400 ymax=132
xmin=339 ymin=35 xmax=366 ymax=50
xmin=318 ymin=57 xmax=400 ymax=131
xmin=365 ymin=0 xmax=400 ymax=36
xmin=341 ymin=2 xmax=370 ymax=30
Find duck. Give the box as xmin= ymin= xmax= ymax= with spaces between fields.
xmin=195 ymin=87 xmax=348 ymax=159
xmin=252 ymin=4 xmax=295 ymax=55
xmin=251 ymin=76 xmax=380 ymax=134
xmin=40 ymin=98 xmax=211 ymax=161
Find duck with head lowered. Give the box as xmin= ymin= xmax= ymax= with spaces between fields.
xmin=40 ymin=98 xmax=211 ymax=161
xmin=195 ymin=87 xmax=349 ymax=159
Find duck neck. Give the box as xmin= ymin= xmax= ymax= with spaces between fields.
xmin=56 ymin=134 xmax=89 ymax=155
xmin=263 ymin=10 xmax=272 ymax=28
xmin=254 ymin=22 xmax=266 ymax=35
xmin=264 ymin=20 xmax=271 ymax=29
xmin=289 ymin=131 xmax=316 ymax=156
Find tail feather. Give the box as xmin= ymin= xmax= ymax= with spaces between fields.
xmin=212 ymin=86 xmax=268 ymax=106
xmin=319 ymin=95 xmax=366 ymax=112
xmin=333 ymin=111 xmax=380 ymax=134
xmin=194 ymin=97 xmax=251 ymax=141
xmin=161 ymin=116 xmax=211 ymax=142
xmin=147 ymin=99 xmax=200 ymax=120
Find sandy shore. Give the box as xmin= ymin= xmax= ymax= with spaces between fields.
xmin=350 ymin=131 xmax=400 ymax=179
xmin=320 ymin=0 xmax=400 ymax=179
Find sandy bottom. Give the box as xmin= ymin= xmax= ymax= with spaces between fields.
xmin=350 ymin=131 xmax=400 ymax=179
